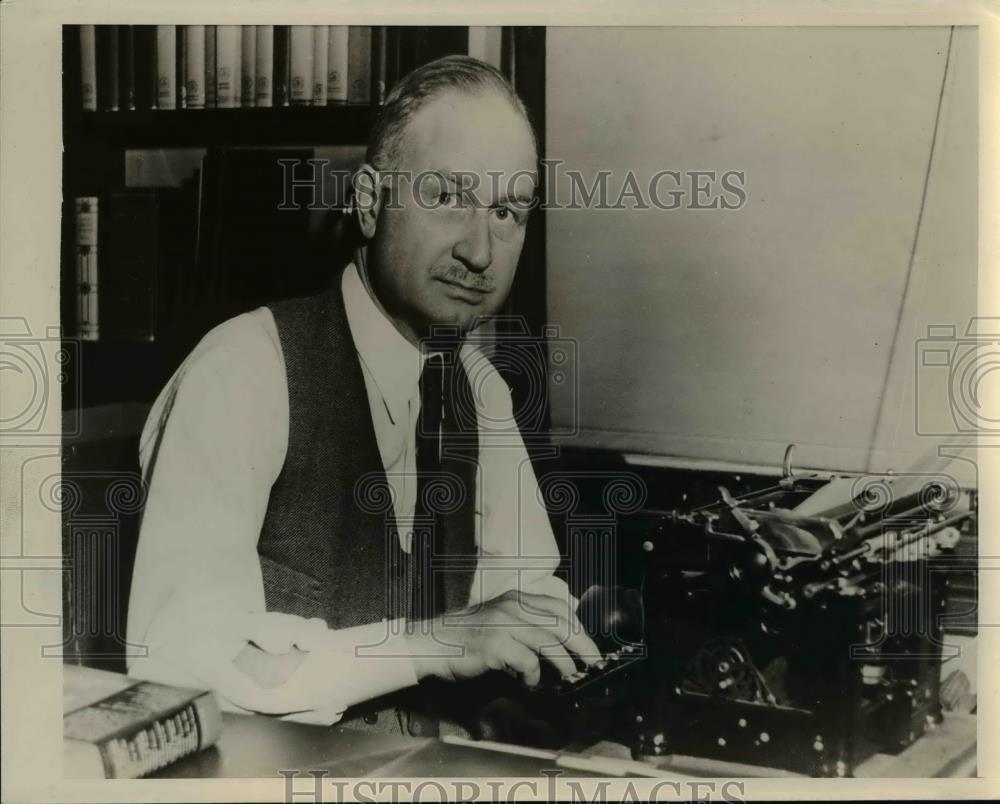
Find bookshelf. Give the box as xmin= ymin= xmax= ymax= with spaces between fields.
xmin=61 ymin=24 xmax=548 ymax=414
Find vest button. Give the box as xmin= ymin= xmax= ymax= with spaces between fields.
xmin=363 ymin=713 xmax=379 ymax=725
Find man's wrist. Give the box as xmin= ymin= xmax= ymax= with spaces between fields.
xmin=403 ymin=619 xmax=448 ymax=681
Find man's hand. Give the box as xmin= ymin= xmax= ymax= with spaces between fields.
xmin=404 ymin=590 xmax=602 ymax=687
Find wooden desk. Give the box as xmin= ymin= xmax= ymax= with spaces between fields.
xmin=156 ymin=711 xmax=976 ymax=779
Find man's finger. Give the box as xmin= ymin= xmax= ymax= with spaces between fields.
xmin=500 ymin=601 xmax=602 ymax=665
xmin=501 ymin=637 xmax=542 ymax=687
xmin=511 ymin=626 xmax=578 ymax=679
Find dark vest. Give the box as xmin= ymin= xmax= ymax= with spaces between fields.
xmin=258 ymin=280 xmax=408 ymax=628
xmin=259 ymin=279 xmax=470 ymax=737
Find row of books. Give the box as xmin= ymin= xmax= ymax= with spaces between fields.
xmin=79 ymin=25 xmax=385 ymax=112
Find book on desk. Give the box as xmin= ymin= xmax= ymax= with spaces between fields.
xmin=63 ymin=664 xmax=223 ymax=779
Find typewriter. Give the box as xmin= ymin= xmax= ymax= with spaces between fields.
xmin=514 ymin=449 xmax=976 ymax=777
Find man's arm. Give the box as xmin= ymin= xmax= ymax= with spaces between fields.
xmin=126 ymin=310 xmax=416 ymax=724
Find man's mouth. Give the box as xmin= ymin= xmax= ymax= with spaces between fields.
xmin=435 ymin=278 xmax=492 ymax=304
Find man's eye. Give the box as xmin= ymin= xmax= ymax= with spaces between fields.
xmin=492 ymin=206 xmax=517 ymax=224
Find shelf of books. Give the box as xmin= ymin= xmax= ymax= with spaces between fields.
xmin=61 ymin=23 xmax=506 ymax=412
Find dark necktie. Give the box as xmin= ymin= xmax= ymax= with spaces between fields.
xmin=411 ymin=349 xmax=479 ymax=620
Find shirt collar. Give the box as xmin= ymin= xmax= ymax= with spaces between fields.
xmin=342 ymin=261 xmax=424 ymax=425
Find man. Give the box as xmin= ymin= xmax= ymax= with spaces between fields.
xmin=126 ymin=55 xmax=600 ymax=735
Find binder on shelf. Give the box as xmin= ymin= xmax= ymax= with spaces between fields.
xmin=216 ymin=25 xmax=241 ymax=108
xmin=273 ymin=25 xmax=291 ymax=107
xmin=183 ymin=25 xmax=206 ymax=109
xmin=326 ymin=25 xmax=349 ymax=104
xmin=74 ymin=197 xmax=99 ymax=341
xmin=255 ymin=25 xmax=274 ymax=107
xmin=156 ymin=25 xmax=177 ymax=110
xmin=205 ymin=26 xmax=217 ymax=108
xmin=289 ymin=25 xmax=314 ymax=106
xmin=240 ymin=25 xmax=256 ymax=107
xmin=347 ymin=26 xmax=371 ymax=105
xmin=96 ymin=25 xmax=119 ymax=112
xmin=79 ymin=25 xmax=97 ymax=112
xmin=312 ymin=25 xmax=328 ymax=106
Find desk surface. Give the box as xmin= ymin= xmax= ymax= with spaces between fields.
xmin=156 ymin=711 xmax=977 ymax=779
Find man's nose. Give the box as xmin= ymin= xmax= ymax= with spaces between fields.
xmin=452 ymin=208 xmax=493 ymax=274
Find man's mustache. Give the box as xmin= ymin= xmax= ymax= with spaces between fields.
xmin=431 ymin=265 xmax=496 ymax=293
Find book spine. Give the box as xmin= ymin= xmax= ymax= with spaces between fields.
xmin=289 ymin=25 xmax=314 ymax=106
xmin=177 ymin=26 xmax=187 ymax=108
xmin=347 ymin=26 xmax=371 ymax=105
xmin=468 ymin=26 xmax=503 ymax=69
xmin=104 ymin=192 xmax=158 ymax=341
xmin=311 ymin=25 xmax=328 ymax=106
xmin=80 ymin=25 xmax=97 ymax=111
xmin=255 ymin=25 xmax=274 ymax=107
xmin=97 ymin=702 xmax=204 ymax=778
xmin=232 ymin=26 xmax=243 ymax=108
xmin=204 ymin=26 xmax=217 ymax=108
xmin=155 ymin=26 xmax=176 ymax=109
xmin=97 ymin=26 xmax=119 ymax=112
xmin=240 ymin=25 xmax=256 ymax=107
xmin=370 ymin=26 xmax=387 ymax=106
xmin=184 ymin=25 xmax=205 ymax=109
xmin=133 ymin=26 xmax=157 ymax=110
xmin=75 ymin=197 xmax=99 ymax=341
xmin=119 ymin=25 xmax=135 ymax=110
xmin=326 ymin=25 xmax=349 ymax=104
xmin=273 ymin=25 xmax=290 ymax=107
xmin=216 ymin=25 xmax=240 ymax=108
xmin=385 ymin=26 xmax=401 ymax=95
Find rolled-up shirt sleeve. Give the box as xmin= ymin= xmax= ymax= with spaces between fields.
xmin=467 ymin=344 xmax=578 ymax=613
xmin=125 ymin=309 xmax=416 ymax=725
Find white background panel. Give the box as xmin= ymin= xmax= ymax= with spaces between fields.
xmin=545 ymin=26 xmax=977 ymax=473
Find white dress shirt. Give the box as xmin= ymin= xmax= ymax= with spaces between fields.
xmin=126 ymin=263 xmax=570 ymax=725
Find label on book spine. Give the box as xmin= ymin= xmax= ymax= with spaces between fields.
xmin=255 ymin=25 xmax=274 ymax=107
xmin=240 ymin=25 xmax=256 ymax=107
xmin=216 ymin=25 xmax=240 ymax=108
xmin=155 ymin=26 xmax=177 ymax=109
xmin=312 ymin=25 xmax=328 ymax=106
xmin=326 ymin=26 xmax=349 ymax=103
xmin=184 ymin=25 xmax=206 ymax=109
xmin=80 ymin=26 xmax=97 ymax=111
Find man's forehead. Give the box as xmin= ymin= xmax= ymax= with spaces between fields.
xmin=396 ymin=88 xmax=538 ymax=181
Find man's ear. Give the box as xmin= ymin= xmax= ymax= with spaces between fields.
xmin=352 ymin=163 xmax=382 ymax=241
